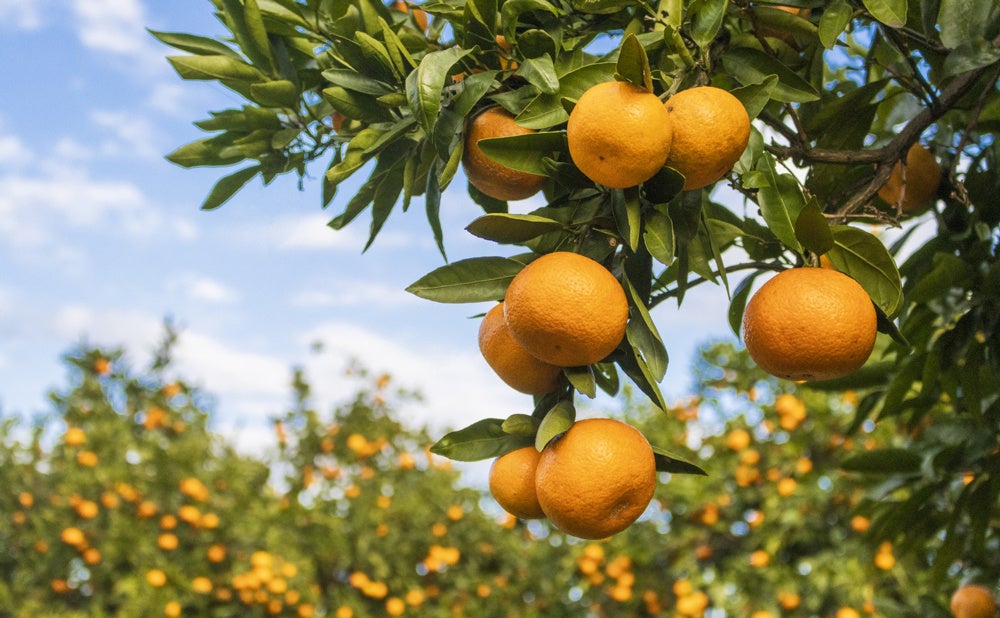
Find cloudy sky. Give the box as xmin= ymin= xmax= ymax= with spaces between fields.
xmin=0 ymin=0 xmax=736 ymax=448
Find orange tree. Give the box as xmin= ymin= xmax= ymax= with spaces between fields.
xmin=158 ymin=0 xmax=999 ymax=588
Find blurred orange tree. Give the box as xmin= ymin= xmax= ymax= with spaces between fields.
xmin=2 ymin=333 xmax=993 ymax=616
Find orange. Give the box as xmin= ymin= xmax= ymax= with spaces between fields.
xmin=567 ymin=80 xmax=672 ymax=188
xmin=950 ymin=585 xmax=997 ymax=618
xmin=663 ymin=86 xmax=750 ymax=191
xmin=389 ymin=1 xmax=428 ymax=31
xmin=534 ymin=418 xmax=656 ymax=539
xmin=742 ymin=267 xmax=877 ymax=381
xmin=462 ymin=107 xmax=547 ymax=201
xmin=479 ymin=303 xmax=563 ymax=395
xmin=488 ymin=446 xmax=546 ymax=519
xmin=147 ymin=569 xmax=167 ymax=587
xmin=503 ymin=252 xmax=628 ymax=367
xmin=877 ymin=143 xmax=941 ymax=214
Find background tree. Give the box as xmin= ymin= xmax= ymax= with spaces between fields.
xmin=153 ymin=0 xmax=999 ymax=606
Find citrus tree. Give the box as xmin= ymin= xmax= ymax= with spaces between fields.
xmin=157 ymin=0 xmax=999 ymax=581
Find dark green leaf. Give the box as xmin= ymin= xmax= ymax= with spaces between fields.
xmin=862 ymin=0 xmax=907 ymax=28
xmin=652 ymin=446 xmax=708 ymax=475
xmin=572 ymin=0 xmax=638 ymax=14
xmin=466 ymin=213 xmax=565 ymax=244
xmin=818 ymin=0 xmax=853 ymax=48
xmin=755 ymin=153 xmax=805 ymax=251
xmin=727 ymin=272 xmax=760 ymax=337
xmin=200 ymin=165 xmax=260 ymax=210
xmin=624 ymin=277 xmax=668 ymax=381
xmin=405 ymin=256 xmax=525 ymax=303
xmin=501 ymin=413 xmax=540 ymax=437
xmin=321 ymin=68 xmax=396 ymax=95
xmin=535 ymin=401 xmax=575 ymax=450
xmin=517 ymin=55 xmax=561 ymax=94
xmin=723 ymin=47 xmax=820 ymax=103
xmin=615 ymin=33 xmax=652 ymax=91
xmin=431 ymin=418 xmax=530 ymax=461
xmin=840 ymin=448 xmax=922 ymax=474
xmin=731 ymin=75 xmax=778 ymax=120
xmin=689 ymin=0 xmax=728 ymax=50
xmin=794 ymin=200 xmax=835 ymax=254
xmin=643 ymin=210 xmax=675 ymax=267
xmin=827 ymin=225 xmax=903 ymax=317
xmin=476 ymin=131 xmax=566 ymax=175
xmin=409 ymin=47 xmax=473 ymax=136
xmin=564 ymin=365 xmax=597 ymax=398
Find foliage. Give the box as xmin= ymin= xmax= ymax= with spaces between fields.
xmin=2 ymin=339 xmax=995 ymax=616
xmin=157 ymin=0 xmax=1000 ymax=589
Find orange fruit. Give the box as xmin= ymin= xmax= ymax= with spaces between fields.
xmin=488 ymin=446 xmax=546 ymax=519
xmin=495 ymin=34 xmax=518 ymax=71
xmin=462 ymin=107 xmax=547 ymax=201
xmin=742 ymin=267 xmax=877 ymax=381
xmin=877 ymin=143 xmax=941 ymax=214
xmin=567 ymin=80 xmax=672 ymax=188
xmin=479 ymin=303 xmax=563 ymax=395
xmin=503 ymin=252 xmax=628 ymax=367
xmin=950 ymin=585 xmax=997 ymax=618
xmin=389 ymin=0 xmax=428 ymax=31
xmin=663 ymin=86 xmax=750 ymax=191
xmin=534 ymin=418 xmax=656 ymax=539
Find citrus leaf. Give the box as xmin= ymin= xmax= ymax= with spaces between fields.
xmin=466 ymin=213 xmax=565 ymax=244
xmin=861 ymin=0 xmax=907 ymax=28
xmin=200 ymin=165 xmax=260 ymax=211
xmin=431 ymin=418 xmax=530 ymax=461
xmin=564 ymin=365 xmax=597 ymax=398
xmin=727 ymin=271 xmax=761 ymax=337
xmin=593 ymin=361 xmax=620 ymax=396
xmin=250 ymin=80 xmax=299 ymax=108
xmin=409 ymin=47 xmax=473 ymax=136
xmin=615 ymin=33 xmax=652 ymax=91
xmin=148 ymin=30 xmax=242 ymax=58
xmin=755 ymin=153 xmax=805 ymax=251
xmin=501 ymin=413 xmax=539 ymax=437
xmin=613 ymin=187 xmax=642 ymax=252
xmin=731 ymin=75 xmax=778 ymax=120
xmin=476 ymin=131 xmax=566 ymax=175
xmin=643 ymin=210 xmax=675 ymax=267
xmin=818 ymin=0 xmax=853 ymax=49
xmin=167 ymin=54 xmax=267 ymax=82
xmin=405 ymin=256 xmax=525 ymax=303
xmin=827 ymin=225 xmax=903 ymax=318
xmin=321 ymin=68 xmax=396 ymax=95
xmin=516 ymin=55 xmax=560 ymax=94
xmin=535 ymin=401 xmax=575 ymax=450
xmin=325 ymin=127 xmax=384 ymax=186
xmin=618 ymin=340 xmax=668 ymax=411
xmin=624 ymin=276 xmax=667 ymax=380
xmin=689 ymin=0 xmax=728 ymax=50
xmin=652 ymin=446 xmax=707 ymax=475
xmin=840 ymin=447 xmax=922 ymax=474
xmin=794 ymin=199 xmax=834 ymax=254
xmin=572 ymin=0 xmax=638 ymax=15
xmin=723 ymin=47 xmax=820 ymax=103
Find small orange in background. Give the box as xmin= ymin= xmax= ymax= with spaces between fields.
xmin=488 ymin=446 xmax=545 ymax=520
xmin=389 ymin=0 xmax=428 ymax=31
xmin=567 ymin=80 xmax=672 ymax=188
xmin=726 ymin=428 xmax=752 ymax=451
xmin=503 ymin=252 xmax=628 ymax=367
xmin=663 ymin=86 xmax=750 ymax=191
xmin=462 ymin=107 xmax=547 ymax=201
xmin=742 ymin=267 xmax=877 ymax=381
xmin=64 ymin=427 xmax=86 ymax=446
xmin=77 ymin=450 xmax=99 ymax=467
xmin=479 ymin=303 xmax=562 ymax=395
xmin=878 ymin=143 xmax=941 ymax=214
xmin=950 ymin=584 xmax=997 ymax=618
xmin=534 ymin=418 xmax=656 ymax=539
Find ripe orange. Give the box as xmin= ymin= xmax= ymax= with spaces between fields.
xmin=488 ymin=446 xmax=545 ymax=519
xmin=479 ymin=303 xmax=563 ymax=395
xmin=503 ymin=252 xmax=628 ymax=367
xmin=663 ymin=86 xmax=750 ymax=191
xmin=534 ymin=418 xmax=656 ymax=539
xmin=567 ymin=80 xmax=672 ymax=188
xmin=950 ymin=585 xmax=998 ymax=618
xmin=462 ymin=107 xmax=547 ymax=201
xmin=742 ymin=267 xmax=877 ymax=381
xmin=877 ymin=143 xmax=941 ymax=214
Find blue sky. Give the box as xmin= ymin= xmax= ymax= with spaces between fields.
xmin=0 ymin=0 xmax=736 ymax=448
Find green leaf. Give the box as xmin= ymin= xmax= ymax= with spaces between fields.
xmin=593 ymin=361 xmax=620 ymax=396
xmin=501 ymin=413 xmax=540 ymax=437
xmin=425 ymin=160 xmax=447 ymax=260
xmin=818 ymin=0 xmax=853 ymax=48
xmin=840 ymin=448 xmax=921 ymax=474
xmin=942 ymin=41 xmax=1000 ymax=78
xmin=200 ymin=165 xmax=260 ymax=211
xmin=572 ymin=0 xmax=638 ymax=14
xmin=516 ymin=55 xmax=560 ymax=94
xmin=564 ymin=365 xmax=597 ymax=398
xmin=938 ymin=0 xmax=999 ymax=49
xmin=326 ymin=127 xmax=384 ymax=186
xmin=250 ymin=80 xmax=299 ymax=108
xmin=405 ymin=256 xmax=525 ymax=303
xmin=723 ymin=47 xmax=820 ymax=103
xmin=906 ymin=253 xmax=973 ymax=304
xmin=615 ymin=33 xmax=653 ymax=91
xmin=727 ymin=272 xmax=760 ymax=337
xmin=222 ymin=0 xmax=276 ymax=74
xmin=409 ymin=47 xmax=474 ymax=136
xmin=165 ymin=137 xmax=246 ymax=168
xmin=652 ymin=446 xmax=708 ymax=475
xmin=861 ymin=0 xmax=907 ymax=28
xmin=466 ymin=213 xmax=564 ymax=244
xmin=689 ymin=0 xmax=729 ymax=50
xmin=431 ymin=418 xmax=530 ymax=461
xmin=794 ymin=200 xmax=834 ymax=254
xmin=147 ymin=30 xmax=241 ymax=58
xmin=618 ymin=339 xmax=668 ymax=411
xmin=475 ymin=131 xmax=566 ymax=175
xmin=167 ymin=54 xmax=267 ymax=82
xmin=643 ymin=210 xmax=676 ymax=268
xmin=624 ymin=277 xmax=668 ymax=381
xmin=535 ymin=401 xmax=575 ymax=450
xmin=827 ymin=225 xmax=903 ymax=318
xmin=731 ymin=75 xmax=778 ymax=120
xmin=755 ymin=153 xmax=805 ymax=251
xmin=613 ymin=188 xmax=642 ymax=252
xmin=321 ymin=68 xmax=396 ymax=95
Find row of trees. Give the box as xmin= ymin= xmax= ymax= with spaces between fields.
xmin=0 ymin=335 xmax=990 ymax=616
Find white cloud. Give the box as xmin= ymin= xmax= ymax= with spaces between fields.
xmin=169 ymin=274 xmax=240 ymax=304
xmin=0 ymin=0 xmax=46 ymax=29
xmin=290 ymin=282 xmax=418 ymax=308
xmin=90 ymin=110 xmax=161 ymax=159
xmin=71 ymin=0 xmax=148 ymax=56
xmin=0 ymin=135 xmax=32 ymax=166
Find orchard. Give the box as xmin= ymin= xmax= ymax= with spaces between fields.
xmin=6 ymin=0 xmax=999 ymax=615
